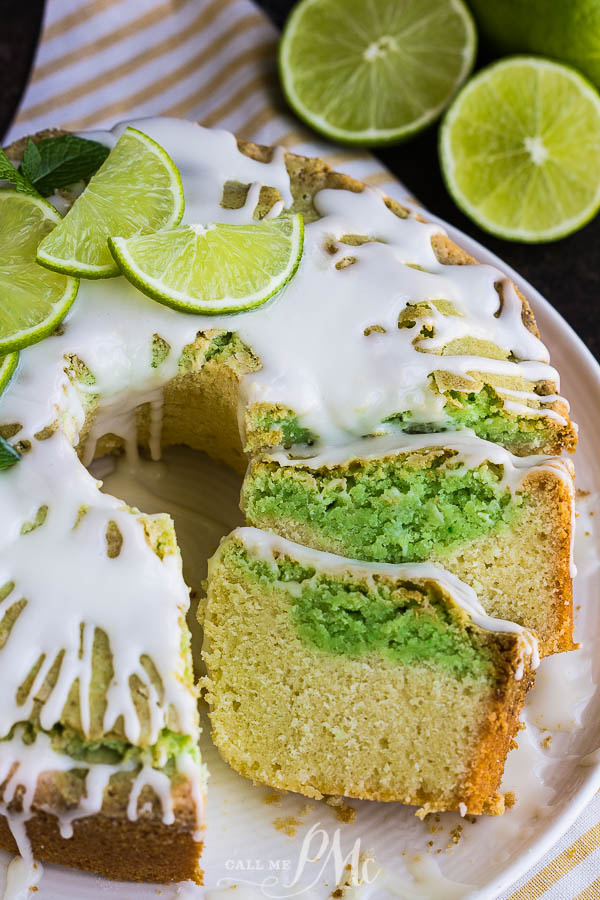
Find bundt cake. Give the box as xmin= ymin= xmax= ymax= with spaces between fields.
xmin=0 ymin=116 xmax=576 ymax=884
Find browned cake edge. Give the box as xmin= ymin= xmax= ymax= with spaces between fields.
xmin=0 ymin=770 xmax=203 ymax=884
xmin=521 ymin=466 xmax=575 ymax=656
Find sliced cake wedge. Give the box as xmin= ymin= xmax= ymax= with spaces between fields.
xmin=242 ymin=432 xmax=574 ymax=656
xmin=0 ymin=434 xmax=205 ymax=883
xmin=201 ymin=527 xmax=538 ymax=815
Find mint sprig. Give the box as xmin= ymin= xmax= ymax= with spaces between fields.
xmin=0 ymin=147 xmax=37 ymax=195
xmin=0 ymin=436 xmax=20 ymax=470
xmin=20 ymin=135 xmax=109 ymax=196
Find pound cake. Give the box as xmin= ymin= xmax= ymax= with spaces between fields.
xmin=202 ymin=528 xmax=538 ymax=814
xmin=0 ymin=115 xmax=576 ymax=882
xmin=242 ymin=431 xmax=574 ymax=655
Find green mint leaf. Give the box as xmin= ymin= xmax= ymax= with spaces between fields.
xmin=25 ymin=135 xmax=109 ymax=196
xmin=21 ymin=139 xmax=42 ymax=184
xmin=0 ymin=436 xmax=20 ymax=470
xmin=0 ymin=147 xmax=38 ymax=196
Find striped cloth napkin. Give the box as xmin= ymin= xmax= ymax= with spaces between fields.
xmin=4 ymin=1 xmax=600 ymax=898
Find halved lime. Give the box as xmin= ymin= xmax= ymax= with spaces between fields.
xmin=0 ymin=352 xmax=18 ymax=397
xmin=468 ymin=0 xmax=600 ymax=91
xmin=0 ymin=191 xmax=79 ymax=354
xmin=36 ymin=127 xmax=184 ymax=279
xmin=108 ymin=214 xmax=304 ymax=315
xmin=278 ymin=0 xmax=476 ymax=146
xmin=439 ymin=57 xmax=600 ymax=242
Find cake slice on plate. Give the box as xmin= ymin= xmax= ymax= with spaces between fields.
xmin=242 ymin=431 xmax=574 ymax=656
xmin=0 ymin=436 xmax=205 ymax=884
xmin=202 ymin=527 xmax=539 ymax=815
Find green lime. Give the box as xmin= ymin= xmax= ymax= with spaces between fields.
xmin=468 ymin=0 xmax=600 ymax=91
xmin=108 ymin=214 xmax=304 ymax=315
xmin=0 ymin=191 xmax=79 ymax=354
xmin=36 ymin=127 xmax=184 ymax=279
xmin=439 ymin=57 xmax=600 ymax=242
xmin=279 ymin=0 xmax=476 ymax=146
xmin=0 ymin=352 xmax=18 ymax=397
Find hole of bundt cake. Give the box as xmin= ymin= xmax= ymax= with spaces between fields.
xmin=87 ymin=408 xmax=245 ymax=680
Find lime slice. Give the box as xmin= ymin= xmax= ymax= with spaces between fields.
xmin=439 ymin=57 xmax=600 ymax=242
xmin=0 ymin=191 xmax=79 ymax=354
xmin=0 ymin=352 xmax=18 ymax=397
xmin=36 ymin=127 xmax=184 ymax=279
xmin=278 ymin=0 xmax=476 ymax=146
xmin=109 ymin=214 xmax=304 ymax=315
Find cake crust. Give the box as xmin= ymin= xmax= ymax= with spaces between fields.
xmin=0 ymin=815 xmax=202 ymax=884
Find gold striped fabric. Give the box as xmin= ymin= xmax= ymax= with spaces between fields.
xmin=5 ymin=2 xmax=599 ymax=897
xmin=6 ymin=0 xmax=394 ymax=194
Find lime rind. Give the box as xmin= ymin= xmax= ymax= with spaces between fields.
xmin=279 ymin=0 xmax=477 ymax=146
xmin=108 ymin=214 xmax=305 ymax=316
xmin=36 ymin=127 xmax=185 ymax=279
xmin=0 ymin=353 xmax=19 ymax=398
xmin=439 ymin=56 xmax=600 ymax=242
xmin=0 ymin=190 xmax=79 ymax=355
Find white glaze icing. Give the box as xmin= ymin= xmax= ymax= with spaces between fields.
xmin=0 ymin=433 xmax=197 ymax=745
xmin=525 ymin=650 xmax=594 ymax=733
xmin=381 ymin=854 xmax=475 ymax=899
xmin=1 ymin=856 xmax=42 ymax=900
xmin=218 ymin=527 xmax=540 ymax=675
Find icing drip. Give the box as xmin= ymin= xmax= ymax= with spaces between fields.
xmin=0 ymin=729 xmax=190 ymax=872
xmin=0 ymin=433 xmax=197 ymax=745
xmin=126 ymin=765 xmax=174 ymax=824
xmin=2 ymin=857 xmax=42 ymax=900
xmin=217 ymin=527 xmax=540 ymax=677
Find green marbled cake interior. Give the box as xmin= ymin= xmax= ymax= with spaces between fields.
xmin=243 ymin=446 xmax=525 ymax=564
xmin=220 ymin=540 xmax=496 ymax=682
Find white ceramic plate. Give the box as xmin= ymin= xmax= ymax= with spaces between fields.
xmin=2 ymin=216 xmax=598 ymax=900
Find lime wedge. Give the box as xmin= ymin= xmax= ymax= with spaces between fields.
xmin=36 ymin=127 xmax=184 ymax=279
xmin=0 ymin=191 xmax=79 ymax=354
xmin=109 ymin=214 xmax=304 ymax=315
xmin=278 ymin=0 xmax=476 ymax=146
xmin=439 ymin=57 xmax=600 ymax=242
xmin=0 ymin=352 xmax=18 ymax=397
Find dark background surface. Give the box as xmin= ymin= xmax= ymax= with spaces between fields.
xmin=1 ymin=0 xmax=598 ymax=362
